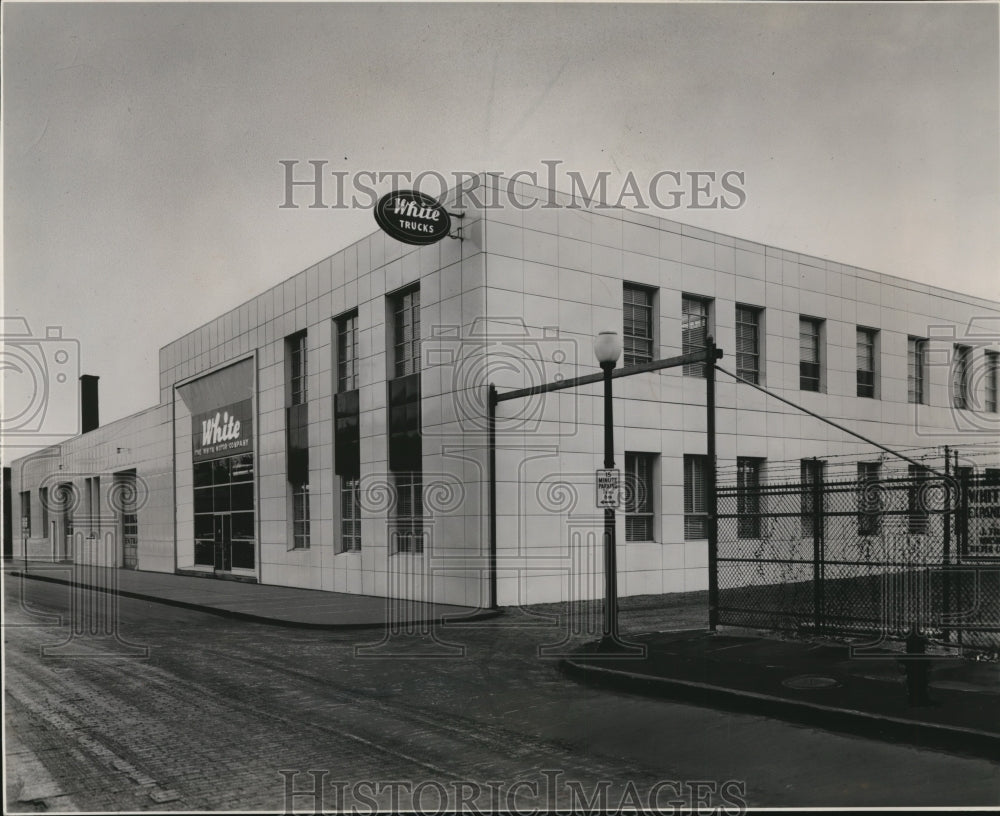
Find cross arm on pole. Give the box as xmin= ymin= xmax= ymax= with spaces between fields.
xmin=492 ymin=347 xmax=723 ymax=405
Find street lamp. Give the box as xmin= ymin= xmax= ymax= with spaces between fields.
xmin=594 ymin=330 xmax=622 ymax=650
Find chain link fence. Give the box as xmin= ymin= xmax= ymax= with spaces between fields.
xmin=715 ymin=471 xmax=1000 ymax=649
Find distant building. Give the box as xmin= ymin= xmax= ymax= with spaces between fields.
xmin=10 ymin=175 xmax=1000 ymax=607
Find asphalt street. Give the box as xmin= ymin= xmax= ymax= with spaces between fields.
xmin=4 ymin=577 xmax=997 ymax=812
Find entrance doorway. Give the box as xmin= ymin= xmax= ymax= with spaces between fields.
xmin=115 ymin=470 xmax=139 ymax=569
xmin=213 ymin=514 xmax=232 ymax=571
xmin=193 ymin=453 xmax=255 ymax=574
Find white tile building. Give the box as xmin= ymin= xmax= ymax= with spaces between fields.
xmin=11 ymin=175 xmax=1000 ymax=608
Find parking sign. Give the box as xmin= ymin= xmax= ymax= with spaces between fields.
xmin=596 ymin=468 xmax=621 ymax=509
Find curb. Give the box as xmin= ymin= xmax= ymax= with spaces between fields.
xmin=559 ymin=657 xmax=1000 ymax=761
xmin=9 ymin=570 xmax=503 ymax=631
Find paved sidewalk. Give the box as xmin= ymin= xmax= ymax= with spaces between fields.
xmin=4 ymin=560 xmax=499 ymax=629
xmin=561 ymin=629 xmax=1000 ymax=758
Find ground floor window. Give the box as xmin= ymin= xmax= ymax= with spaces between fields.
xmin=39 ymin=487 xmax=49 ymax=538
xmin=737 ymin=457 xmax=764 ymax=539
xmin=683 ymin=455 xmax=708 ymax=540
xmin=857 ymin=462 xmax=881 ymax=537
xmin=340 ymin=476 xmax=361 ymax=552
xmin=194 ymin=453 xmax=255 ymax=570
xmin=393 ymin=472 xmax=423 ymax=553
xmin=800 ymin=458 xmax=825 ymax=536
xmin=907 ymin=464 xmax=930 ymax=535
xmin=115 ymin=470 xmax=139 ymax=569
xmin=292 ymin=481 xmax=310 ymax=550
xmin=625 ymin=452 xmax=655 ymax=542
xmin=19 ymin=491 xmax=30 ymax=537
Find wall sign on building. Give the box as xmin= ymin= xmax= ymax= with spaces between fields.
xmin=374 ymin=189 xmax=451 ymax=245
xmin=192 ymin=400 xmax=254 ymax=462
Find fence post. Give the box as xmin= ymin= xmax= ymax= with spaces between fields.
xmin=706 ymin=338 xmax=718 ymax=631
xmin=957 ymin=466 xmax=970 ymax=649
xmin=812 ymin=466 xmax=824 ymax=633
xmin=942 ymin=447 xmax=952 ymax=643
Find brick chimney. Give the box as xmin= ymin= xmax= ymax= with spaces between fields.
xmin=80 ymin=375 xmax=99 ymax=434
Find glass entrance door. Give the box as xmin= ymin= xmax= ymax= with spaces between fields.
xmin=213 ymin=513 xmax=232 ymax=572
xmin=193 ymin=453 xmax=255 ymax=573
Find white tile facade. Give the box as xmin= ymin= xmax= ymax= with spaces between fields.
xmin=11 ymin=175 xmax=1000 ymax=607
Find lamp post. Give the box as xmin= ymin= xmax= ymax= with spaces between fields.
xmin=594 ymin=330 xmax=622 ymax=650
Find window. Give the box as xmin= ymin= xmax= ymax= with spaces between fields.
xmin=289 ymin=330 xmax=308 ymax=405
xmin=800 ymin=459 xmax=825 ymax=534
xmin=625 ymin=452 xmax=655 ymax=542
xmin=682 ymin=296 xmax=711 ymax=376
xmin=737 ymin=458 xmax=764 ymax=538
xmin=392 ymin=287 xmax=421 ymax=377
xmin=799 ymin=317 xmax=823 ymax=392
xmin=39 ymin=486 xmax=49 ymax=538
xmin=908 ymin=464 xmax=930 ymax=535
xmin=340 ymin=476 xmax=361 ymax=552
xmin=856 ymin=327 xmax=877 ymax=398
xmin=85 ymin=476 xmax=101 ymax=536
xmin=908 ymin=337 xmax=927 ymax=405
xmin=19 ymin=491 xmax=30 ymax=537
xmin=393 ymin=472 xmax=423 ymax=553
xmin=292 ymin=481 xmax=310 ymax=549
xmin=336 ymin=313 xmax=359 ymax=393
xmin=857 ymin=462 xmax=881 ymax=536
xmin=986 ymin=351 xmax=999 ymax=414
xmin=683 ymin=455 xmax=708 ymax=540
xmin=735 ymin=306 xmax=762 ymax=385
xmin=623 ymin=284 xmax=655 ymax=367
xmin=952 ymin=344 xmax=971 ymax=409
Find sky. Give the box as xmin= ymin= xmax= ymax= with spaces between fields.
xmin=3 ymin=1 xmax=998 ymax=455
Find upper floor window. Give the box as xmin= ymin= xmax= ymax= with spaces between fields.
xmin=907 ymin=337 xmax=927 ymax=405
xmin=682 ymin=295 xmax=711 ymax=377
xmin=288 ymin=330 xmax=308 ymax=405
xmin=735 ymin=305 xmax=762 ymax=385
xmin=623 ymin=283 xmax=655 ymax=367
xmin=336 ymin=312 xmax=359 ymax=392
xmin=856 ymin=327 xmax=878 ymax=398
xmin=392 ymin=287 xmax=421 ymax=378
xmin=799 ymin=317 xmax=823 ymax=392
xmin=952 ymin=344 xmax=972 ymax=409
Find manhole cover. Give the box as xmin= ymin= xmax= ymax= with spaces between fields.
xmin=782 ymin=674 xmax=840 ymax=690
